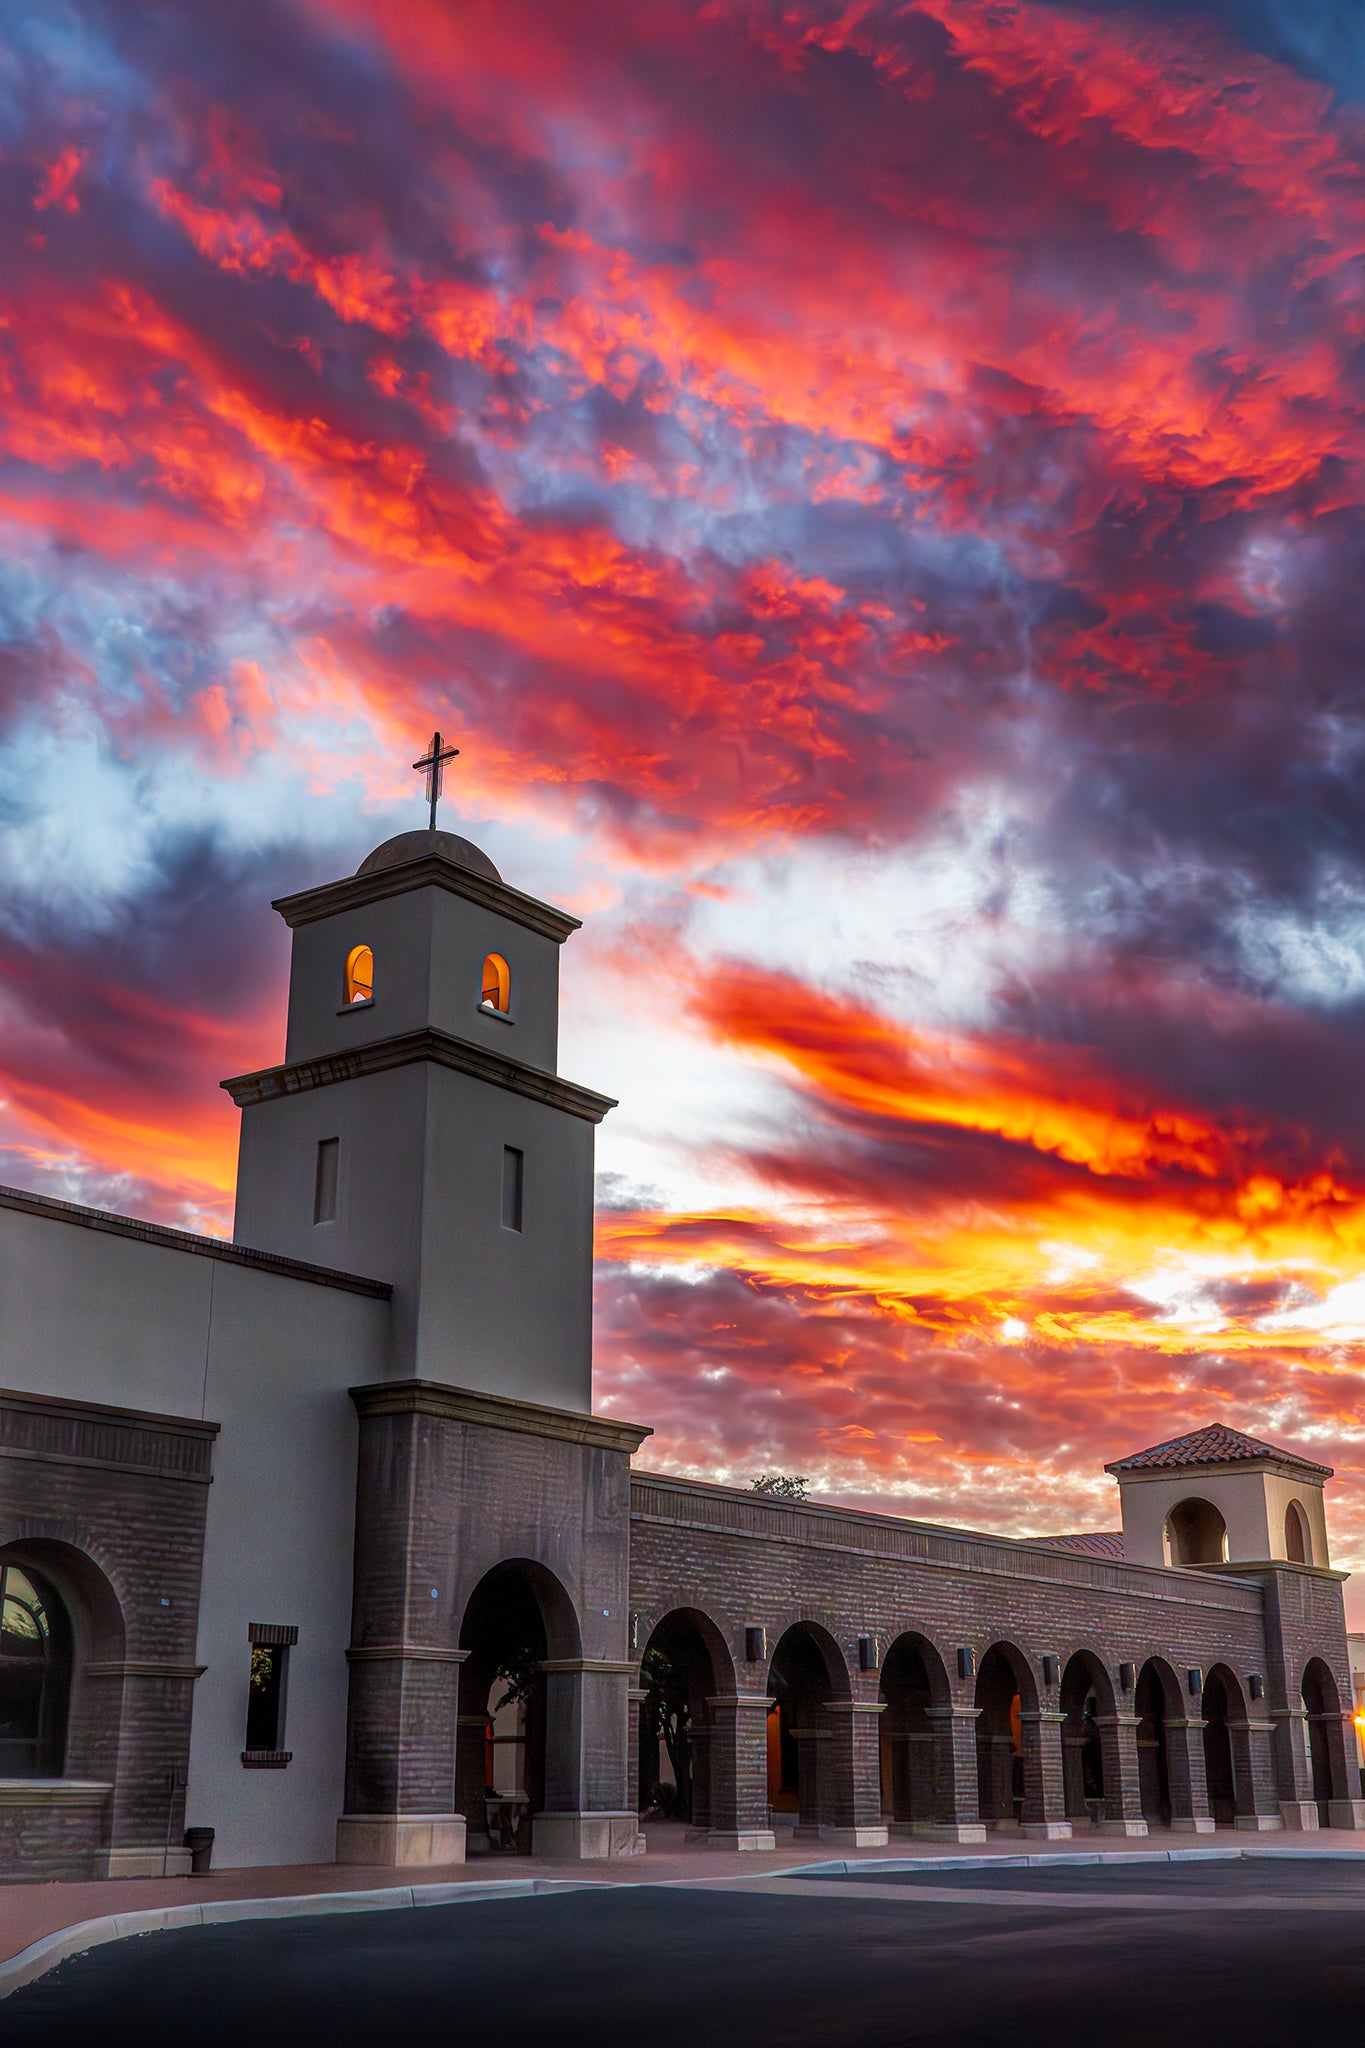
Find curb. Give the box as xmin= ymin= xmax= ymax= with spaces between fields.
xmin=784 ymin=1845 xmax=1365 ymax=1877
xmin=6 ymin=1843 xmax=1365 ymax=1998
xmin=0 ymin=1875 xmax=604 ymax=2000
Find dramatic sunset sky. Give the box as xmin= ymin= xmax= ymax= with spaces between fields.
xmin=6 ymin=0 xmax=1365 ymax=1598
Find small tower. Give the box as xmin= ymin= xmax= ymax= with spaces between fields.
xmin=1105 ymin=1424 xmax=1332 ymax=1570
xmin=221 ymin=825 xmax=614 ymax=1412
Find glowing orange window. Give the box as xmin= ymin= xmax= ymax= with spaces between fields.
xmin=481 ymin=953 xmax=510 ymax=1013
xmin=344 ymin=944 xmax=374 ymax=1005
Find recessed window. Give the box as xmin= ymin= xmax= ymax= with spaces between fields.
xmin=243 ymin=1624 xmax=296 ymax=1767
xmin=344 ymin=944 xmax=374 ymax=1005
xmin=481 ymin=952 xmax=510 ymax=1014
xmin=314 ymin=1137 xmax=339 ymax=1224
xmin=0 ymin=1562 xmax=70 ymax=1778
xmin=1285 ymin=1500 xmax=1312 ymax=1565
xmin=502 ymin=1145 xmax=524 ymax=1232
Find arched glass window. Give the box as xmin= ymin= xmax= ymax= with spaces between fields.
xmin=344 ymin=944 xmax=374 ymax=1006
xmin=0 ymin=1563 xmax=71 ymax=1777
xmin=481 ymin=953 xmax=510 ymax=1014
xmin=1285 ymin=1500 xmax=1312 ymax=1565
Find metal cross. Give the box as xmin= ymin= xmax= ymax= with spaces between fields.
xmin=412 ymin=730 xmax=460 ymax=831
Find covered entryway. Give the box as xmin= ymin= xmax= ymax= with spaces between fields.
xmin=1302 ymin=1658 xmax=1349 ymax=1827
xmin=1135 ymin=1658 xmax=1178 ymax=1827
xmin=879 ymin=1633 xmax=951 ymax=1829
xmin=1202 ymin=1665 xmax=1251 ymax=1825
xmin=454 ymin=1559 xmax=579 ymax=1855
xmin=636 ymin=1608 xmax=732 ymax=1829
xmin=1059 ymin=1652 xmax=1110 ymax=1826
xmin=975 ymin=1642 xmax=1036 ymax=1827
xmin=766 ymin=1623 xmax=849 ymax=1833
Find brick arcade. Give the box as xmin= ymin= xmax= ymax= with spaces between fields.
xmin=0 ymin=821 xmax=1359 ymax=1881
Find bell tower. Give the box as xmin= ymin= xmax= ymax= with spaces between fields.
xmin=222 ymin=825 xmax=613 ymax=1413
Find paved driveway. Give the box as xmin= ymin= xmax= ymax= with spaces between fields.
xmin=8 ymin=1860 xmax=1365 ymax=2047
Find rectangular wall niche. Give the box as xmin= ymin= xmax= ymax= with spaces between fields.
xmin=502 ymin=1145 xmax=524 ymax=1232
xmin=314 ymin=1137 xmax=340 ymax=1224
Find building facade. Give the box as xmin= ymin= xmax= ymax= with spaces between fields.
xmin=0 ymin=827 xmax=1359 ymax=1879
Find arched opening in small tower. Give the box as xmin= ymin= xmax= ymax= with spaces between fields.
xmin=481 ymin=952 xmax=510 ymax=1013
xmin=1285 ymin=1499 xmax=1312 ymax=1565
xmin=1165 ymin=1496 xmax=1228 ymax=1566
xmin=343 ymin=944 xmax=374 ymax=1005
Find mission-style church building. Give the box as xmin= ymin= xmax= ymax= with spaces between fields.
xmin=0 ymin=768 xmax=1361 ymax=1879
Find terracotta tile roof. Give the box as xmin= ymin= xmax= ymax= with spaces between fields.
xmin=1020 ymin=1531 xmax=1127 ymax=1560
xmin=1104 ymin=1423 xmax=1332 ymax=1479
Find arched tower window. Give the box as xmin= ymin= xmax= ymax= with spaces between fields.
xmin=481 ymin=953 xmax=510 ymax=1014
xmin=1165 ymin=1497 xmax=1228 ymax=1567
xmin=1285 ymin=1499 xmax=1312 ymax=1565
xmin=344 ymin=944 xmax=374 ymax=1006
xmin=0 ymin=1562 xmax=71 ymax=1777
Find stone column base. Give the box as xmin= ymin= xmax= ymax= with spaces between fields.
xmin=106 ymin=1846 xmax=194 ymax=1878
xmin=890 ymin=1821 xmax=988 ymax=1844
xmin=1170 ymin=1816 xmax=1216 ymax=1833
xmin=533 ymin=1811 xmax=644 ymax=1860
xmin=707 ymin=1828 xmax=777 ymax=1852
xmin=1278 ymin=1801 xmax=1320 ymax=1832
xmin=1021 ymin=1820 xmax=1072 ymax=1841
xmin=817 ymin=1824 xmax=890 ymax=1848
xmin=1326 ymin=1799 xmax=1365 ymax=1831
xmin=1097 ymin=1818 xmax=1149 ymax=1838
xmin=1234 ymin=1815 xmax=1285 ymax=1832
xmin=335 ymin=1814 xmax=466 ymax=1867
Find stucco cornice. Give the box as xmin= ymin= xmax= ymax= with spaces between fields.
xmin=350 ymin=1378 xmax=651 ymax=1455
xmin=221 ymin=1027 xmax=617 ymax=1123
xmin=272 ymin=857 xmax=582 ymax=944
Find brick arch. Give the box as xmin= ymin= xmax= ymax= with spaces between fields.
xmin=1302 ymin=1655 xmax=1349 ymax=1819
xmin=635 ymin=1607 xmax=737 ymax=1826
xmin=974 ymin=1640 xmax=1039 ymax=1826
xmin=1135 ymin=1656 xmax=1182 ymax=1827
xmin=454 ymin=1556 xmax=584 ymax=1845
xmin=1059 ymin=1650 xmax=1116 ymax=1824
xmin=1201 ymin=1662 xmax=1249 ymax=1825
xmin=879 ymin=1630 xmax=952 ymax=1828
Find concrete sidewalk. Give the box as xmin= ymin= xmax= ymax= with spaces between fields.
xmin=6 ymin=1822 xmax=1365 ymax=1984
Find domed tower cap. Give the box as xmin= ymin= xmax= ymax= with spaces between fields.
xmin=356 ymin=828 xmax=502 ymax=883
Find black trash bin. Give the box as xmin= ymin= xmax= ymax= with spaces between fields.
xmin=184 ymin=1827 xmax=215 ymax=1875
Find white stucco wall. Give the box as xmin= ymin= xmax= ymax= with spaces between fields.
xmin=0 ymin=1194 xmax=390 ymax=1866
xmin=1117 ymin=1464 xmax=1329 ymax=1569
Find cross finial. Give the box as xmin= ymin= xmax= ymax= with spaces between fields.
xmin=412 ymin=730 xmax=460 ymax=832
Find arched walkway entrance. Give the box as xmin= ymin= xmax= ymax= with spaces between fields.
xmin=766 ymin=1623 xmax=849 ymax=1833
xmin=1059 ymin=1653 xmax=1111 ymax=1826
xmin=1202 ymin=1664 xmax=1251 ymax=1825
xmin=1135 ymin=1658 xmax=1179 ymax=1827
xmin=879 ymin=1633 xmax=951 ymax=1828
xmin=454 ymin=1559 xmax=580 ymax=1854
xmin=636 ymin=1608 xmax=733 ymax=1829
xmin=1302 ymin=1658 xmax=1348 ymax=1826
xmin=974 ymin=1642 xmax=1037 ymax=1828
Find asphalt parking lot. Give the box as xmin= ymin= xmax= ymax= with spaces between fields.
xmin=7 ymin=1860 xmax=1365 ymax=2048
